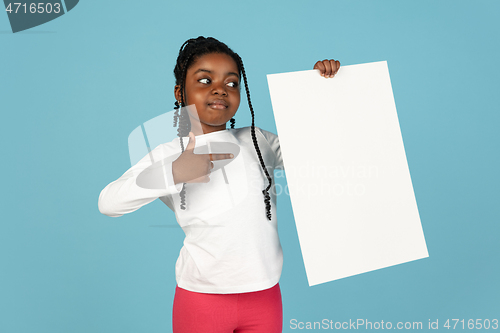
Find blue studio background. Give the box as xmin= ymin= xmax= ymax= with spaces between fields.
xmin=1 ymin=1 xmax=498 ymax=332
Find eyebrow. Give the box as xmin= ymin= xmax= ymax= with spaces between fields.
xmin=193 ymin=68 xmax=240 ymax=78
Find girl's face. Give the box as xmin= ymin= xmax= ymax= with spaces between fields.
xmin=175 ymin=52 xmax=241 ymax=135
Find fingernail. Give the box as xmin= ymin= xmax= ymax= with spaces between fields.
xmin=230 ymin=154 xmax=234 ymax=158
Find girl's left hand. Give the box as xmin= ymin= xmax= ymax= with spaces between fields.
xmin=313 ymin=59 xmax=340 ymax=78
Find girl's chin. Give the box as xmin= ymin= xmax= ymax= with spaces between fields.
xmin=196 ymin=120 xmax=233 ymax=128
xmin=206 ymin=117 xmax=235 ymax=125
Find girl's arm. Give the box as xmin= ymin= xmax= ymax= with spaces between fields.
xmin=98 ymin=145 xmax=183 ymax=217
xmin=98 ymin=133 xmax=233 ymax=217
xmin=256 ymin=127 xmax=283 ymax=170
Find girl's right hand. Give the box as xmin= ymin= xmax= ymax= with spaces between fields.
xmin=172 ymin=132 xmax=234 ymax=184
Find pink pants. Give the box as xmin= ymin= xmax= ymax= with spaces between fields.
xmin=172 ymin=283 xmax=283 ymax=333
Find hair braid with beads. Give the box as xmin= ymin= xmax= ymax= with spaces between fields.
xmin=172 ymin=36 xmax=273 ymax=220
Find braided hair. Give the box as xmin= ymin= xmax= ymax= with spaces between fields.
xmin=172 ymin=36 xmax=273 ymax=220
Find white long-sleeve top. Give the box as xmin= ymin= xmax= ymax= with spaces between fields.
xmin=98 ymin=126 xmax=284 ymax=293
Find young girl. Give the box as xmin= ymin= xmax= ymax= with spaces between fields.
xmin=98 ymin=36 xmax=340 ymax=333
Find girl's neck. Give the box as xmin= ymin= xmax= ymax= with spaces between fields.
xmin=189 ymin=119 xmax=228 ymax=136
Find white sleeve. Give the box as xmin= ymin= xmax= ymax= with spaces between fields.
xmin=98 ymin=145 xmax=183 ymax=217
xmin=256 ymin=128 xmax=284 ymax=170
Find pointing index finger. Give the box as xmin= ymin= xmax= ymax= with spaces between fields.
xmin=209 ymin=153 xmax=235 ymax=161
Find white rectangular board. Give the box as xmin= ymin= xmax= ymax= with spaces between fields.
xmin=267 ymin=61 xmax=428 ymax=286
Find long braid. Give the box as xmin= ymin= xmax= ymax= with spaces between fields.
xmin=237 ymin=55 xmax=273 ymax=220
xmin=173 ymin=100 xmax=180 ymax=127
xmin=178 ymin=54 xmax=192 ymax=149
xmin=172 ymin=98 xmax=189 ymax=209
xmin=176 ymin=50 xmax=195 ymax=210
xmin=172 ymin=37 xmax=271 ymax=219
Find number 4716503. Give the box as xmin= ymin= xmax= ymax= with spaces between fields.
xmin=443 ymin=319 xmax=499 ymax=330
xmin=5 ymin=3 xmax=62 ymax=14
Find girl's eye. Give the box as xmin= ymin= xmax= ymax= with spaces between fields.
xmin=199 ymin=78 xmax=211 ymax=84
xmin=227 ymin=81 xmax=239 ymax=88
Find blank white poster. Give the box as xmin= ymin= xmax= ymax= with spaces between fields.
xmin=267 ymin=61 xmax=428 ymax=286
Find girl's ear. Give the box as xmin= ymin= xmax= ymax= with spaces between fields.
xmin=174 ymin=85 xmax=181 ymax=102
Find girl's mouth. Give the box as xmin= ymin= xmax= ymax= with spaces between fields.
xmin=208 ymin=100 xmax=228 ymax=109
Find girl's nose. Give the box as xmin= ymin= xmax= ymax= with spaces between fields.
xmin=211 ymin=82 xmax=227 ymax=96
